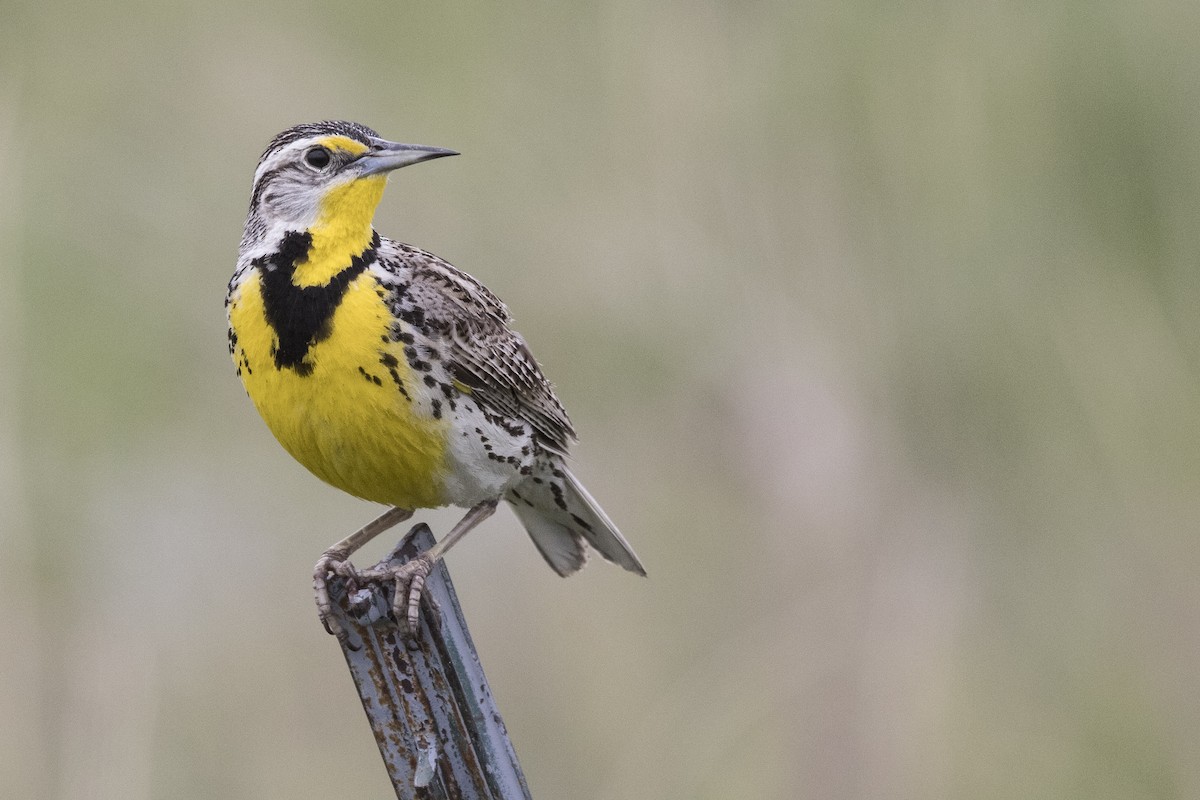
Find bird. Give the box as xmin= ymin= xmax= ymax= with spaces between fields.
xmin=226 ymin=121 xmax=645 ymax=643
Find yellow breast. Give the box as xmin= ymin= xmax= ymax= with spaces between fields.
xmin=229 ymin=269 xmax=450 ymax=509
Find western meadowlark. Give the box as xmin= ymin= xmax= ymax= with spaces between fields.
xmin=226 ymin=121 xmax=645 ymax=643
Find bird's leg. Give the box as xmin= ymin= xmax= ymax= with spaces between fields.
xmin=315 ymin=505 xmax=414 ymax=646
xmin=356 ymin=498 xmax=499 ymax=635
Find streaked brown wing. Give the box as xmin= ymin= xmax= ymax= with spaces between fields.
xmin=447 ymin=316 xmax=575 ymax=454
xmin=380 ymin=242 xmax=576 ymax=454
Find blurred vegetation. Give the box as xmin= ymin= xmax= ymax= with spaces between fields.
xmin=3 ymin=0 xmax=1199 ymax=798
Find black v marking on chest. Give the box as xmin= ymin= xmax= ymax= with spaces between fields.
xmin=255 ymin=230 xmax=381 ymax=376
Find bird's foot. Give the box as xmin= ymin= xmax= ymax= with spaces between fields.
xmin=355 ymin=554 xmax=435 ymax=637
xmin=314 ymin=547 xmax=436 ymax=646
xmin=314 ymin=551 xmax=364 ymax=647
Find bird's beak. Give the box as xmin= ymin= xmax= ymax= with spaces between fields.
xmin=356 ymin=138 xmax=459 ymax=176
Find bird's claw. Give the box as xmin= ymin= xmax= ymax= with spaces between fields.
xmin=315 ymin=551 xmax=435 ymax=645
xmin=358 ymin=555 xmax=434 ymax=637
xmin=314 ymin=552 xmax=366 ymax=646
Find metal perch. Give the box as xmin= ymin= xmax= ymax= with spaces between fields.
xmin=324 ymin=524 xmax=531 ymax=799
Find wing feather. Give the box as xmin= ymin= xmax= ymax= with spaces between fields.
xmin=376 ymin=240 xmax=576 ymax=453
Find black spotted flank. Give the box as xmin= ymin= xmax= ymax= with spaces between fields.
xmin=398 ymin=306 xmax=425 ymax=329
xmin=256 ymin=230 xmax=378 ymax=376
xmin=379 ymin=352 xmax=410 ymax=400
xmin=402 ymin=346 xmax=428 ymax=373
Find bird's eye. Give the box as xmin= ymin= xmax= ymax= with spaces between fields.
xmin=304 ymin=147 xmax=332 ymax=170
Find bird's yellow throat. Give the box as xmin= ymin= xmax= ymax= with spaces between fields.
xmin=292 ymin=174 xmax=387 ymax=288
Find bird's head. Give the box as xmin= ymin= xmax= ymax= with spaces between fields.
xmin=242 ymin=121 xmax=457 ymax=252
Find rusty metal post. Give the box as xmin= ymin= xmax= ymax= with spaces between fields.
xmin=324 ymin=524 xmax=532 ymax=800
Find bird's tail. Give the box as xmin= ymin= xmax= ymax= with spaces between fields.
xmin=506 ymin=461 xmax=646 ymax=578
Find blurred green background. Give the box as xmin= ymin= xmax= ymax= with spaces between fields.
xmin=3 ymin=1 xmax=1199 ymax=798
